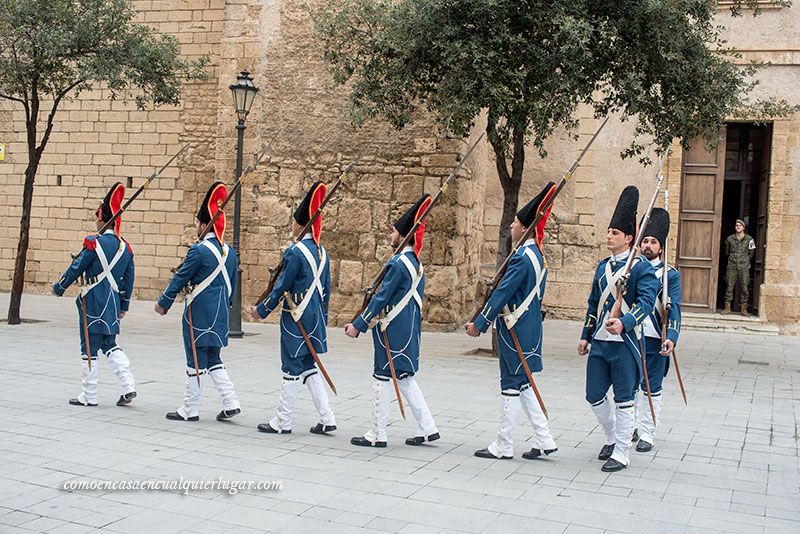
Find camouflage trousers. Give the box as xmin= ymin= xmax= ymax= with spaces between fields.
xmin=724 ymin=264 xmax=749 ymax=305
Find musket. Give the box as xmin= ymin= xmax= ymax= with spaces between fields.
xmin=80 ymin=284 xmax=93 ymax=372
xmin=660 ymin=189 xmax=688 ymax=405
xmin=171 ymin=146 xmax=274 ymax=274
xmin=348 ymin=132 xmax=484 ymax=417
xmin=470 ymin=117 xmax=610 ymax=323
xmin=285 ymin=294 xmax=338 ymax=395
xmin=101 ymin=144 xmax=191 ymax=235
xmin=180 ymin=178 xmax=242 ymax=385
xmin=382 ymin=329 xmax=406 ymax=420
xmin=608 ymin=155 xmax=666 ymax=426
xmin=73 ymin=144 xmax=191 ymax=370
xmin=253 ymin=141 xmax=376 ymax=307
xmin=351 ymin=132 xmax=486 ymax=326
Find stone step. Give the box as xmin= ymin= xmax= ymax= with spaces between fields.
xmin=682 ymin=311 xmax=781 ymax=335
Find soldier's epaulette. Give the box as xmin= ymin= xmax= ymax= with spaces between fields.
xmin=83 ymin=235 xmax=97 ymax=250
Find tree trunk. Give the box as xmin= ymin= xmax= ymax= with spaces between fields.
xmin=8 ymin=93 xmax=41 ymax=325
xmin=486 ymin=118 xmax=526 ymax=357
xmin=488 ymin=124 xmax=526 ymax=269
xmin=8 ymin=159 xmax=40 ymax=324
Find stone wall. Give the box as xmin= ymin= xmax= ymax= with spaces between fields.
xmin=479 ymin=5 xmax=800 ymax=332
xmin=1 ymin=0 xmax=797 ymax=333
xmin=211 ymin=0 xmax=487 ymax=330
xmin=0 ymin=0 xmax=224 ymax=297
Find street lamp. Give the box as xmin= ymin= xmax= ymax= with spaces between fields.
xmin=228 ymin=70 xmax=259 ymax=338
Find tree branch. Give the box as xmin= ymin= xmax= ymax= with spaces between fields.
xmin=0 ymin=93 xmax=25 ymax=104
xmin=36 ymin=79 xmax=85 ymax=158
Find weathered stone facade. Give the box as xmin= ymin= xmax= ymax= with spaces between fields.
xmin=1 ymin=1 xmax=798 ymax=333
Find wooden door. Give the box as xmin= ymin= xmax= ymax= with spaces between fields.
xmin=752 ymin=125 xmax=771 ymax=311
xmin=676 ymin=135 xmax=726 ymax=312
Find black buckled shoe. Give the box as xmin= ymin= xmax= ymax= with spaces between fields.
xmin=474 ymin=448 xmax=511 ymax=460
xmin=601 ymin=458 xmax=627 ymax=472
xmin=216 ymin=408 xmax=241 ymax=421
xmin=405 ymin=432 xmax=440 ymax=446
xmin=351 ymin=436 xmax=387 ymax=447
xmin=310 ymin=423 xmax=337 ymax=434
xmin=631 ymin=428 xmax=639 ymax=443
xmin=635 ymin=440 xmax=653 ymax=452
xmin=166 ymin=411 xmax=198 ymax=421
xmin=598 ymin=443 xmax=615 ymax=461
xmin=69 ymin=398 xmax=97 ymax=407
xmin=258 ymin=423 xmax=290 ymax=434
xmin=116 ymin=391 xmax=137 ymax=406
xmin=521 ymin=447 xmax=558 ymax=460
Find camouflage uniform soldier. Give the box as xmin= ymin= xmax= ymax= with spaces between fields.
xmin=723 ymin=219 xmax=755 ymax=316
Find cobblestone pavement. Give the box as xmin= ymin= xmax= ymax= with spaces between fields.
xmin=1 ymin=293 xmax=799 ymax=534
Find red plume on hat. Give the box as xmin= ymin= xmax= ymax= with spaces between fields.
xmin=308 ymin=182 xmax=327 ymax=244
xmin=97 ymin=182 xmax=125 ymax=236
xmin=533 ymin=183 xmax=557 ymax=249
xmin=198 ymin=181 xmax=228 ymax=242
xmin=294 ymin=181 xmax=327 ymax=244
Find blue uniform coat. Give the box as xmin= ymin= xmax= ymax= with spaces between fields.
xmin=645 ymin=262 xmax=682 ymax=345
xmin=53 ymin=231 xmax=135 ymax=344
xmin=353 ymin=248 xmax=424 ymax=379
xmin=474 ymin=240 xmax=547 ymax=391
xmin=256 ymin=236 xmax=330 ymax=369
xmin=642 ymin=261 xmax=682 ymax=392
xmin=581 ymin=253 xmax=659 ymax=403
xmin=157 ymin=235 xmax=238 ymax=356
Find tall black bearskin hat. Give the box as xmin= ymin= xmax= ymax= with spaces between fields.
xmin=609 ymin=185 xmax=639 ymax=237
xmin=642 ymin=207 xmax=670 ymax=247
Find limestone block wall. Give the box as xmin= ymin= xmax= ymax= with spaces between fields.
xmin=213 ymin=0 xmax=487 ymax=330
xmin=0 ymin=0 xmax=224 ymax=299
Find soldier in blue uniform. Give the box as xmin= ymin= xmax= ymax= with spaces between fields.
xmin=155 ymin=181 xmax=241 ymax=422
xmin=52 ymin=183 xmax=137 ymax=407
xmin=465 ymin=183 xmax=559 ymax=461
xmin=250 ymin=181 xmax=336 ymax=435
xmin=631 ymin=207 xmax=681 ymax=453
xmin=577 ymin=186 xmax=659 ymax=472
xmin=345 ymin=194 xmax=440 ymax=447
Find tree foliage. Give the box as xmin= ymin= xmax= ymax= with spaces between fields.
xmin=313 ymin=0 xmax=794 ymax=160
xmin=312 ymin=0 xmax=797 ymax=290
xmin=0 ymin=0 xmax=207 ymax=324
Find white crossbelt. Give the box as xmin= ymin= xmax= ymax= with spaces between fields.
xmin=289 ymin=241 xmax=327 ymax=322
xmin=379 ymin=254 xmax=423 ymax=329
xmin=501 ymin=247 xmax=545 ymax=330
xmin=594 ymin=258 xmax=640 ymax=342
xmin=187 ymin=240 xmax=231 ymax=305
xmin=644 ymin=266 xmax=667 ymax=338
xmin=80 ymin=240 xmax=126 ymax=297
xmin=597 ymin=258 xmax=643 ymax=317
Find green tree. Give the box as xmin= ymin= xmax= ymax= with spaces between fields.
xmin=312 ymin=0 xmax=795 ymax=276
xmin=0 ymin=0 xmax=206 ymax=324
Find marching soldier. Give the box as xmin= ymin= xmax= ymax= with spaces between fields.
xmin=465 ymin=183 xmax=559 ymax=461
xmin=632 ymin=207 xmax=681 ymax=452
xmin=250 ymin=181 xmax=336 ymax=435
xmin=345 ymin=194 xmax=440 ymax=447
xmin=155 ymin=182 xmax=241 ymax=422
xmin=723 ymin=218 xmax=755 ymax=316
xmin=577 ymin=186 xmax=658 ymax=472
xmin=52 ymin=183 xmax=137 ymax=407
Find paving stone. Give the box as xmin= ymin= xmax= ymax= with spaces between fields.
xmin=1 ymin=293 xmax=799 ymax=533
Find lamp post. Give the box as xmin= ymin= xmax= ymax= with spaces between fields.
xmin=228 ymin=70 xmax=259 ymax=338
